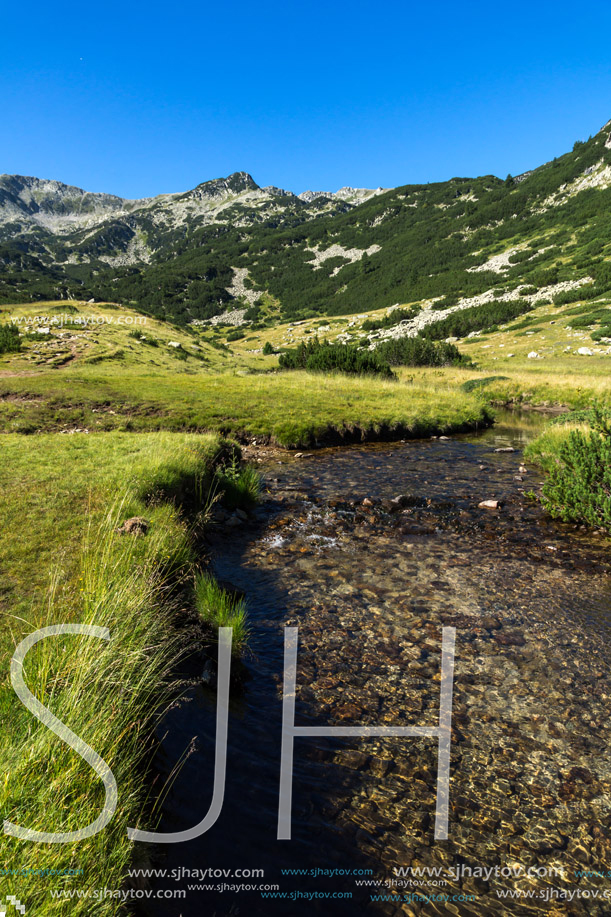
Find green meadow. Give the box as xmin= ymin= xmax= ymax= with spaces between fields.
xmin=1 ymin=293 xmax=610 ymax=912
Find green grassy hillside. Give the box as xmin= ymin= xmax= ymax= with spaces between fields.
xmin=4 ymin=121 xmax=611 ymax=324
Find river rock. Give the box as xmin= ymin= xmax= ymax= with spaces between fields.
xmin=116 ymin=516 xmax=149 ymax=535
xmin=494 ymin=447 xmax=516 ymax=453
xmin=479 ymin=500 xmax=502 ymax=510
xmin=494 ymin=632 xmax=526 ymax=647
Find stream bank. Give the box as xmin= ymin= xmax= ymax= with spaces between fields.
xmin=136 ymin=413 xmax=611 ymax=916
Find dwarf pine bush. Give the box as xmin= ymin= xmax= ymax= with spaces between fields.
xmin=377 ymin=335 xmax=467 ymax=367
xmin=278 ymin=337 xmax=394 ymax=378
xmin=0 ymin=322 xmax=21 ymax=353
xmin=540 ymin=406 xmax=611 ymax=531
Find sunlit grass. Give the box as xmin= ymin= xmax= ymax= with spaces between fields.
xmin=194 ymin=573 xmax=250 ymax=655
xmin=0 ymin=367 xmax=491 ymax=444
xmin=0 ymin=432 xmax=226 ymax=915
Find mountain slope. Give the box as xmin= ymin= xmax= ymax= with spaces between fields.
xmin=2 ymin=119 xmax=611 ymax=325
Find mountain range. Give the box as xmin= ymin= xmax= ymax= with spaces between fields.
xmin=2 ymin=119 xmax=611 ymax=325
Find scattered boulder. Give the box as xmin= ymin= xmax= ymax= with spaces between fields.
xmin=577 ymin=347 xmax=593 ymax=356
xmin=117 ymin=516 xmax=149 ymax=536
xmin=494 ymin=447 xmax=516 ymax=453
xmin=478 ymin=500 xmax=502 ymax=510
xmin=390 ymin=494 xmax=427 ymax=509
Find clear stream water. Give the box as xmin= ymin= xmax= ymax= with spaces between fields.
xmin=137 ymin=413 xmax=611 ymax=916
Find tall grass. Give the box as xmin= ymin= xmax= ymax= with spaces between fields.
xmin=213 ymin=456 xmax=262 ymax=509
xmin=194 ymin=573 xmax=250 ymax=655
xmin=0 ymin=432 xmax=234 ymax=914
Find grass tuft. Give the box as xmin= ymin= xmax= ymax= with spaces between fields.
xmin=194 ymin=573 xmax=250 ymax=655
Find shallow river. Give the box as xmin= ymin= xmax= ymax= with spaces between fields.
xmin=138 ymin=413 xmax=611 ymax=916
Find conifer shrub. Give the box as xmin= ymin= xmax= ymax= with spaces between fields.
xmin=377 ymin=335 xmax=467 ymax=367
xmin=278 ymin=338 xmax=394 ymax=378
xmin=539 ymin=406 xmax=611 ymax=531
xmin=419 ymin=299 xmax=532 ymax=340
xmin=0 ymin=322 xmax=21 ymax=354
xmin=361 ymin=306 xmax=420 ymax=331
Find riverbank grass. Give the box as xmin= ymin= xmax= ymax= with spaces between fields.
xmin=194 ymin=573 xmax=250 ymax=655
xmin=0 ymin=369 xmax=491 ymax=445
xmin=0 ymin=431 xmax=229 ymax=915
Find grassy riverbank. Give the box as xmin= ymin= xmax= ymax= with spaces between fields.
xmin=0 ymin=432 xmax=241 ymax=915
xmin=0 ymin=366 xmax=491 ymax=445
xmin=1 ymin=293 xmax=611 ymax=909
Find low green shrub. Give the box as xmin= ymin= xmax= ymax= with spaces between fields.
xmin=279 ymin=337 xmax=394 ymax=378
xmin=537 ymin=406 xmax=611 ymax=531
xmin=553 ymin=285 xmax=598 ymax=305
xmin=461 ymin=375 xmax=509 ymax=393
xmin=377 ymin=335 xmax=467 ymax=367
xmin=361 ymin=306 xmax=420 ymax=331
xmin=0 ymin=322 xmax=21 ymax=354
xmin=430 ymin=293 xmax=461 ymax=310
xmin=50 ymin=304 xmax=80 ymax=313
xmin=24 ymin=331 xmax=52 ymax=341
xmin=419 ymin=299 xmax=532 ymax=340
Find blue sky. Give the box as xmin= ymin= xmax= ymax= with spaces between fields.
xmin=3 ymin=1 xmax=611 ymax=198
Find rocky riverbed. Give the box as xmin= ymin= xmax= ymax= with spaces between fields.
xmin=138 ymin=416 xmax=611 ymax=916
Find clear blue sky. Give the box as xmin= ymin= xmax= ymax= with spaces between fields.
xmin=3 ymin=0 xmax=611 ymax=198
